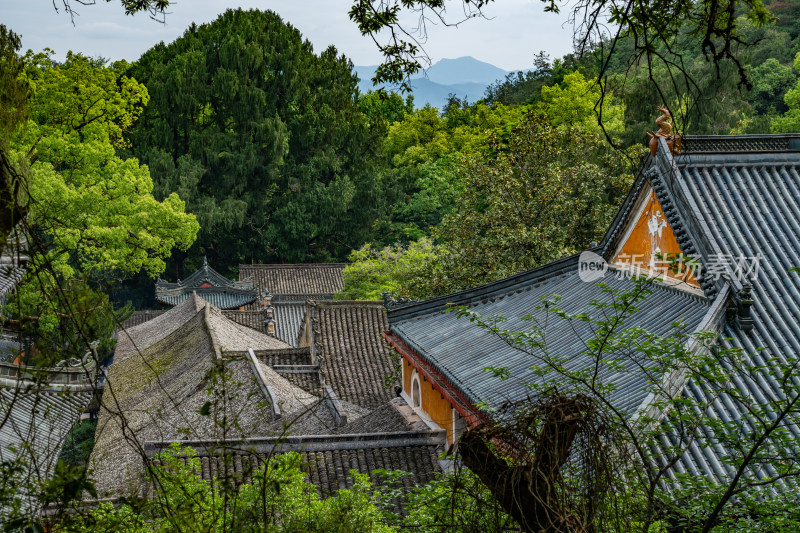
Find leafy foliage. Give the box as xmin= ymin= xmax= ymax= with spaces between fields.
xmin=128 ymin=9 xmax=384 ymax=271
xmin=345 ymin=110 xmax=641 ymax=300
xmin=57 ymin=446 xmax=395 ymax=532
xmin=4 ymin=50 xmax=196 ymax=364
xmin=772 ymin=51 xmax=800 ymax=131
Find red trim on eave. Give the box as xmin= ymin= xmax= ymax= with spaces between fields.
xmin=383 ymin=330 xmax=488 ymax=428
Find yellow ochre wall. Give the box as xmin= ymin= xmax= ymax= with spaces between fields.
xmin=613 ymin=191 xmax=699 ymax=286
xmin=403 ymin=358 xmax=456 ymax=444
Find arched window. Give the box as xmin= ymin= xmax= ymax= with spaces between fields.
xmin=411 ymin=374 xmax=421 ymax=409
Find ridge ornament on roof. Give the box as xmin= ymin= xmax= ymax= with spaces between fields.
xmin=647 ymin=105 xmax=681 ymax=156
xmin=155 ymin=257 xmax=258 ymax=310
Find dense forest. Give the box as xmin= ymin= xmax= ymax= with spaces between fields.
xmin=7 ymin=2 xmax=800 ymax=350
xmin=115 ymin=4 xmax=800 ymax=300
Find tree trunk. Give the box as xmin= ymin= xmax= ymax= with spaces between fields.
xmin=0 ymin=143 xmax=27 ymax=256
xmin=459 ymin=395 xmax=590 ymax=533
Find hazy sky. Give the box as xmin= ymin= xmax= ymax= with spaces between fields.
xmin=2 ymin=0 xmax=575 ymax=72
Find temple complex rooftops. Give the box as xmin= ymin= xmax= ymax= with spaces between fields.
xmin=93 ymin=294 xmax=441 ymax=499
xmin=155 ymin=257 xmax=258 ymax=309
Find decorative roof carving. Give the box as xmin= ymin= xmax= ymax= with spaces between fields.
xmin=156 ymin=257 xmax=257 ymax=309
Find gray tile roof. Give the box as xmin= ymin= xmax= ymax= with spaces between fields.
xmin=114 ymin=296 xmax=290 ymax=363
xmin=223 ymin=302 xmax=306 ymax=346
xmin=156 ymin=258 xmax=257 ymax=310
xmin=389 ymin=259 xmax=710 ymax=413
xmin=0 ymin=382 xmax=92 ymax=513
xmin=0 ymin=263 xmax=24 ymax=306
xmin=93 ymin=295 xmax=426 ymax=498
xmin=641 ymin=140 xmax=800 ymax=480
xmin=146 ymin=428 xmax=443 ymax=513
xmin=119 ymin=310 xmax=165 ymax=330
xmin=122 ymin=303 xmax=306 ymax=349
xmin=309 ymin=301 xmax=398 ymax=410
xmin=239 ymin=263 xmax=345 ymax=302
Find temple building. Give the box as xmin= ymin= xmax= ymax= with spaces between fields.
xmin=92 ymin=293 xmax=442 ymax=503
xmin=127 ymin=262 xmax=347 ymax=348
xmin=385 ymin=132 xmax=800 ymax=486
xmin=155 ymin=257 xmax=258 ymax=310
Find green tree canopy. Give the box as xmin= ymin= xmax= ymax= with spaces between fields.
xmin=129 ymin=9 xmax=385 ymax=271
xmin=5 ymin=51 xmax=197 ymax=361
xmin=772 ymin=51 xmax=800 ymax=132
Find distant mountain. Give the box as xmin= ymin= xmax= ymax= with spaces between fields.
xmin=418 ymin=56 xmax=508 ymax=86
xmin=354 ymin=56 xmax=511 ymax=110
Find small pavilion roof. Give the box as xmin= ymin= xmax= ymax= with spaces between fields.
xmin=156 ymin=258 xmax=258 ymax=309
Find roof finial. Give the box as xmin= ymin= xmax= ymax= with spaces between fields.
xmin=203 ymin=255 xmax=208 ymax=267
xmin=647 ymin=105 xmax=681 ymax=156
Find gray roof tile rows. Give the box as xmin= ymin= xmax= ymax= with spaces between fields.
xmin=390 ymin=261 xmax=710 ymax=414
xmin=153 ymin=431 xmax=442 ymax=513
xmin=653 ymin=146 xmax=800 ymax=480
xmin=253 ymin=347 xmax=313 ymax=366
xmin=123 ymin=304 xmax=306 ymax=348
xmin=223 ymin=302 xmax=306 ymax=346
xmin=114 ymin=296 xmax=290 ymax=363
xmin=0 ymin=264 xmax=24 ymax=306
xmin=0 ymin=386 xmax=91 ymax=511
xmin=93 ymin=295 xmax=419 ymax=498
xmin=119 ymin=310 xmax=165 ymax=330
xmin=155 ymin=287 xmax=257 ymax=310
xmin=239 ymin=263 xmax=345 ymax=301
xmin=310 ymin=301 xmax=397 ymax=410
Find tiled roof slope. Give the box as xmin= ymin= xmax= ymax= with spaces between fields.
xmin=93 ymin=296 xmax=386 ymax=497
xmin=119 ymin=310 xmax=165 ymax=330
xmin=239 ymin=263 xmax=345 ymax=300
xmin=114 ymin=296 xmax=290 ymax=363
xmin=310 ymin=301 xmax=397 ymax=410
xmin=0 ymin=263 xmax=24 ymax=306
xmin=223 ymin=302 xmax=306 ymax=346
xmin=389 ymin=257 xmax=710 ymax=413
xmin=0 ymin=384 xmax=91 ymax=513
xmin=155 ymin=288 xmax=257 ymax=310
xmin=645 ymin=139 xmax=800 ymax=479
xmin=148 ymin=430 xmax=443 ymax=513
xmin=121 ymin=303 xmax=306 ymax=348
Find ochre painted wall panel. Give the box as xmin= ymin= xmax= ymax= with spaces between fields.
xmin=403 ymin=358 xmax=413 ymax=395
xmin=402 ymin=356 xmax=455 ymax=443
xmin=613 ymin=192 xmax=698 ymax=286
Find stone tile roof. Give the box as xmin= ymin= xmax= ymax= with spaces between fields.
xmin=91 ymin=296 xmax=393 ymax=498
xmin=0 ymin=263 xmax=24 ymax=307
xmin=156 ymin=258 xmax=258 ymax=310
xmin=389 ymin=257 xmax=710 ymax=414
xmin=308 ymin=301 xmax=397 ymax=410
xmin=223 ymin=301 xmax=306 ymax=346
xmin=253 ymin=347 xmax=313 ymax=366
xmin=239 ymin=263 xmax=345 ymax=301
xmin=147 ymin=429 xmax=444 ymax=513
xmin=114 ymin=296 xmax=290 ymax=363
xmin=0 ymin=233 xmax=26 ymax=306
xmin=119 ymin=310 xmax=165 ymax=330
